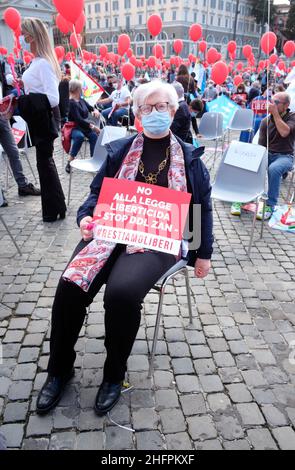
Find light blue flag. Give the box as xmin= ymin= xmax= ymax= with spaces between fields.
xmin=206 ymin=94 xmax=240 ymax=129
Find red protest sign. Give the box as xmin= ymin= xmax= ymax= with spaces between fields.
xmin=11 ymin=127 xmax=25 ymax=145
xmin=92 ymin=178 xmax=191 ymax=256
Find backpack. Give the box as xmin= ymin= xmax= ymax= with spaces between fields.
xmin=61 ymin=121 xmax=76 ymax=154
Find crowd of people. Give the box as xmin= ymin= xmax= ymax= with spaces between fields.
xmin=0 ymin=16 xmax=294 ymax=418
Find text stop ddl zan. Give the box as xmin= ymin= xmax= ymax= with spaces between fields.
xmin=92 ymin=178 xmax=191 ymax=256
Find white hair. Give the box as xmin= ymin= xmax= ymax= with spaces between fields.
xmin=132 ymin=80 xmax=179 ymax=115
xmin=172 ymin=81 xmax=184 ymax=99
xmin=69 ymin=79 xmax=82 ymax=94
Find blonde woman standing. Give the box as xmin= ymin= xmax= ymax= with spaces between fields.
xmin=18 ymin=18 xmax=66 ymax=222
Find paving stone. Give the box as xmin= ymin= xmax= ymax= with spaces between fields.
xmin=13 ymin=363 xmax=37 ymax=381
xmin=22 ymin=333 xmax=44 ymax=347
xmin=155 ymin=389 xmax=179 ymax=410
xmin=15 ymin=303 xmax=35 ymax=316
xmin=1 ymin=423 xmax=24 ymax=448
xmin=154 ymin=370 xmax=174 ymax=389
xmin=168 ymin=342 xmax=190 ymax=358
xmin=26 ymin=415 xmax=53 ymax=436
xmin=130 ymin=390 xmax=155 ymax=409
xmin=175 ymin=375 xmax=200 ymax=393
xmin=247 ymin=428 xmax=277 ymax=450
xmin=194 ymin=359 xmax=216 ymax=375
xmin=236 ymin=403 xmax=266 ymax=425
xmin=76 ymin=432 xmax=104 ymax=450
xmin=223 ymin=439 xmax=251 ymax=450
xmin=207 ymin=338 xmax=229 ymax=352
xmin=261 ymin=405 xmax=288 ymax=427
xmin=8 ymin=381 xmax=32 ymax=400
xmin=228 ymin=340 xmax=249 ymax=355
xmin=49 ymin=432 xmax=77 ymax=450
xmin=199 ymin=375 xmax=224 ymax=393
xmin=213 ymin=352 xmax=235 ymax=367
xmin=190 ymin=345 xmax=212 ymax=358
xmin=242 ymin=370 xmax=268 ymax=387
xmin=218 ymin=367 xmax=243 ymax=384
xmin=251 ymin=349 xmax=277 ymax=365
xmin=226 ymin=383 xmax=253 ymax=403
xmin=180 ymin=394 xmax=207 ymax=416
xmin=3 ymin=402 xmax=29 ymax=423
xmin=52 ymin=407 xmax=79 ymax=429
xmin=215 ymin=415 xmax=244 ymax=441
xmin=285 ymin=407 xmax=295 ymax=427
xmin=187 ymin=416 xmax=217 ymax=441
xmin=207 ymin=393 xmax=231 ymax=411
xmin=272 ymin=427 xmax=295 ymax=450
xmin=136 ymin=431 xmax=164 ymax=450
xmin=251 ymin=388 xmax=278 ymax=405
xmin=166 ymin=432 xmax=193 ymax=450
xmin=133 ymin=408 xmax=158 ymax=430
xmin=18 ymin=347 xmax=39 ymax=363
xmin=22 ymin=438 xmax=49 ymax=450
xmin=195 ymin=439 xmax=223 ymax=450
xmin=172 ymin=357 xmax=194 ymax=374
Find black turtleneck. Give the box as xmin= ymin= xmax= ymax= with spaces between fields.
xmin=136 ymin=134 xmax=170 ymax=188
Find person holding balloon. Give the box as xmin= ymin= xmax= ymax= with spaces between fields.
xmin=36 ymin=80 xmax=213 ymax=416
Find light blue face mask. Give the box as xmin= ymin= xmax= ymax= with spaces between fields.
xmin=191 ymin=111 xmax=197 ymax=118
xmin=141 ymin=110 xmax=171 ymax=135
xmin=19 ymin=35 xmax=31 ymax=52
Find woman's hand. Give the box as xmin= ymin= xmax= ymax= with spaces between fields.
xmin=80 ymin=216 xmax=94 ymax=241
xmin=194 ymin=258 xmax=211 ymax=278
xmin=92 ymin=109 xmax=100 ymax=118
xmin=90 ymin=123 xmax=100 ymax=134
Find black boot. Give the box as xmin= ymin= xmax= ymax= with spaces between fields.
xmin=94 ymin=381 xmax=122 ymax=415
xmin=36 ymin=368 xmax=74 ymax=414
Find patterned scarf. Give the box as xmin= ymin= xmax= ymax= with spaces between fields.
xmin=63 ymin=132 xmax=187 ymax=292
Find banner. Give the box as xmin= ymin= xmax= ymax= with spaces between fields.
xmin=92 ymin=178 xmax=191 ymax=256
xmin=269 ymin=205 xmax=295 ymax=233
xmin=70 ymin=60 xmax=105 ymax=106
xmin=11 ymin=128 xmax=25 ymax=145
xmin=206 ymin=94 xmax=240 ymax=129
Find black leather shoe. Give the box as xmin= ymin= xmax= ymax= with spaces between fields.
xmin=18 ymin=183 xmax=41 ymax=196
xmin=65 ymin=162 xmax=71 ymax=173
xmin=94 ymin=381 xmax=122 ymax=415
xmin=36 ymin=368 xmax=74 ymax=414
xmin=43 ymin=211 xmax=66 ymax=222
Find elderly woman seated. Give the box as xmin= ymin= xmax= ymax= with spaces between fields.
xmin=65 ymin=79 xmax=100 ymax=173
xmin=36 ymin=80 xmax=214 ymax=416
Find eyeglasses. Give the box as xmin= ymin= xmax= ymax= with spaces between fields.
xmin=138 ymin=102 xmax=169 ymax=115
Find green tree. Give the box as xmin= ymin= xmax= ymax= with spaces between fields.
xmin=285 ymin=4 xmax=295 ymax=39
xmin=249 ymin=0 xmax=275 ymax=28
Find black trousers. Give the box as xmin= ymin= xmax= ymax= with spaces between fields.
xmin=48 ymin=241 xmax=176 ymax=383
xmin=36 ymin=139 xmax=66 ymax=219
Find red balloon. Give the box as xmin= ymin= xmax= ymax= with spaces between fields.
xmin=129 ymin=55 xmax=137 ymax=66
xmin=283 ymin=41 xmax=295 ymax=58
xmin=126 ymin=48 xmax=133 ymax=58
xmin=242 ymin=45 xmax=252 ymax=59
xmin=189 ymin=24 xmax=202 ymax=42
xmin=199 ymin=40 xmax=207 ymax=54
xmin=75 ymin=11 xmax=86 ymax=34
xmin=278 ymin=60 xmax=286 ymax=71
xmin=99 ymin=45 xmax=107 ymax=57
xmin=260 ymin=32 xmax=277 ymax=55
xmin=207 ymin=47 xmax=218 ymax=64
xmin=56 ymin=13 xmax=71 ymax=34
xmin=122 ymin=63 xmax=135 ymax=81
xmin=188 ymin=53 xmax=196 ymax=63
xmin=236 ymin=62 xmax=243 ymax=71
xmin=147 ymin=56 xmax=156 ymax=68
xmin=134 ymin=117 xmax=143 ymax=133
xmin=0 ymin=47 xmax=8 ymax=56
xmin=70 ymin=32 xmax=82 ymax=49
xmin=152 ymin=44 xmax=163 ymax=59
xmin=53 ymin=0 xmax=84 ymax=24
xmin=269 ymin=53 xmax=278 ymax=65
xmin=118 ymin=34 xmax=131 ymax=56
xmin=227 ymin=41 xmax=237 ymax=54
xmin=55 ymin=46 xmax=65 ymax=60
xmin=173 ymin=39 xmax=183 ymax=55
xmin=211 ymin=61 xmax=229 ymax=85
xmin=3 ymin=7 xmax=21 ymax=31
xmin=147 ymin=14 xmax=162 ymax=37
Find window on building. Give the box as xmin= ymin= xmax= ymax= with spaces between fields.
xmin=160 ymin=12 xmax=164 ymax=20
xmin=226 ymin=2 xmax=231 ymax=12
xmin=194 ymin=11 xmax=198 ymax=22
xmin=114 ymin=17 xmax=118 ymax=27
xmin=210 ymin=15 xmax=214 ymax=25
xmin=203 ymin=0 xmax=206 ymax=6
xmin=88 ymin=4 xmax=91 ymax=14
xmin=250 ymin=22 xmax=254 ymax=32
xmin=94 ymin=3 xmax=100 ymax=13
xmin=137 ymin=46 xmax=144 ymax=55
xmin=125 ymin=0 xmax=131 ymax=7
xmin=96 ymin=19 xmax=100 ymax=28
xmin=113 ymin=1 xmax=119 ymax=10
xmin=105 ymin=2 xmax=108 ymax=12
xmin=137 ymin=0 xmax=144 ymax=5
xmin=138 ymin=13 xmax=143 ymax=24
xmin=126 ymin=15 xmax=130 ymax=29
xmin=172 ymin=10 xmax=177 ymax=20
xmin=218 ymin=17 xmax=221 ymax=26
xmin=88 ymin=20 xmax=92 ymax=29
xmin=105 ymin=18 xmax=109 ymax=28
xmin=202 ymin=13 xmax=206 ymax=23
xmin=225 ymin=18 xmax=229 ymax=28
xmin=218 ymin=0 xmax=224 ymax=9
xmin=210 ymin=0 xmax=216 ymax=8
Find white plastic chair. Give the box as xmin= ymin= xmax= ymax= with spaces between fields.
xmin=211 ymin=141 xmax=268 ymax=255
xmin=67 ymin=126 xmax=127 ymax=205
xmin=0 ymin=186 xmax=21 ymax=255
xmin=198 ymin=112 xmax=224 ymax=171
xmin=148 ymin=259 xmax=193 ymax=377
xmin=227 ymin=108 xmax=254 ymax=143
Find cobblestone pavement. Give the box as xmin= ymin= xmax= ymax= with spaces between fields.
xmin=0 ymin=138 xmax=295 ymax=451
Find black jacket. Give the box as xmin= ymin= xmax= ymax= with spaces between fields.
xmin=170 ymin=100 xmax=193 ymax=143
xmin=18 ymin=93 xmax=58 ymax=145
xmin=68 ymin=98 xmax=94 ymax=135
xmin=77 ymin=134 xmax=214 ymax=266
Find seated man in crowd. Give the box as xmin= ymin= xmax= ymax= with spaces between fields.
xmin=97 ymin=77 xmax=131 ymax=126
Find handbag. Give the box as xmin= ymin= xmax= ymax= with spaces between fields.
xmin=61 ymin=121 xmax=76 ymax=154
xmin=0 ymin=94 xmax=18 ymax=120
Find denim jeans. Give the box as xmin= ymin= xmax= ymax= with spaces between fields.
xmin=101 ymin=106 xmax=128 ymax=126
xmin=267 ymin=152 xmax=294 ymax=207
xmin=70 ymin=129 xmax=98 ymax=158
xmin=0 ymin=118 xmax=28 ymax=188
